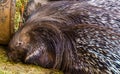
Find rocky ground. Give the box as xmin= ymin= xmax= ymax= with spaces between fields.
xmin=0 ymin=46 xmax=62 ymax=74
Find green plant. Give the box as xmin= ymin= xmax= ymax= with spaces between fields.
xmin=14 ymin=0 xmax=28 ymax=31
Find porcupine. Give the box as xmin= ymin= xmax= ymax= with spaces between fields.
xmin=8 ymin=1 xmax=120 ymax=74
xmin=8 ymin=22 xmax=120 ymax=74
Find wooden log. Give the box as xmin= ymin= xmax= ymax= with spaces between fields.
xmin=0 ymin=0 xmax=15 ymax=44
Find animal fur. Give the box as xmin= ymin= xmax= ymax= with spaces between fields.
xmin=23 ymin=0 xmax=82 ymax=21
xmin=24 ymin=1 xmax=120 ymax=32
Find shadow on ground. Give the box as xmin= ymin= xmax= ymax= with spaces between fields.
xmin=0 ymin=46 xmax=62 ymax=74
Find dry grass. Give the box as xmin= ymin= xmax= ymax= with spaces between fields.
xmin=0 ymin=46 xmax=63 ymax=74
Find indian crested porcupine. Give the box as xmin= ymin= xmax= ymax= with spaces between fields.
xmin=8 ymin=1 xmax=120 ymax=74
xmin=8 ymin=21 xmax=120 ymax=74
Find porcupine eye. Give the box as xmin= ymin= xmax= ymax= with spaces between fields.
xmin=16 ymin=41 xmax=23 ymax=47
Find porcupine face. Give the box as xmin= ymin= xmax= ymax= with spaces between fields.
xmin=8 ymin=21 xmax=64 ymax=68
xmin=8 ymin=25 xmax=31 ymax=62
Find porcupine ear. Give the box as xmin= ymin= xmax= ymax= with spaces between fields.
xmin=24 ymin=22 xmax=64 ymax=68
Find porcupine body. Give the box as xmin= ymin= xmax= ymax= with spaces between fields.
xmin=8 ymin=23 xmax=120 ymax=74
xmin=23 ymin=1 xmax=120 ymax=32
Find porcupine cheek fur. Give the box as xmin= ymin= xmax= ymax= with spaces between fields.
xmin=24 ymin=41 xmax=56 ymax=68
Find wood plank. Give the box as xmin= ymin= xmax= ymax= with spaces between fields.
xmin=0 ymin=0 xmax=15 ymax=44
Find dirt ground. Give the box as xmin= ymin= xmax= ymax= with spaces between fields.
xmin=0 ymin=46 xmax=62 ymax=74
